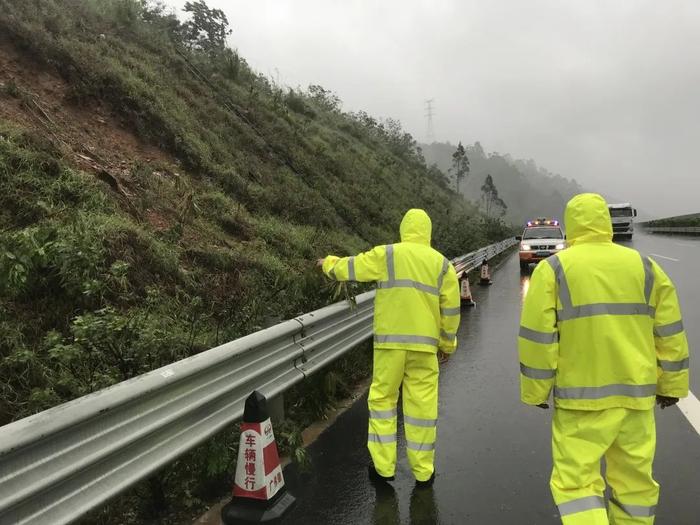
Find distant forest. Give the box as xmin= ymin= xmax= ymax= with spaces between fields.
xmin=421 ymin=141 xmax=582 ymax=225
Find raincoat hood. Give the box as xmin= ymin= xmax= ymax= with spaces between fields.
xmin=400 ymin=209 xmax=432 ymax=245
xmin=564 ymin=193 xmax=613 ymax=246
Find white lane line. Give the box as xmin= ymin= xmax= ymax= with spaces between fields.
xmin=651 ymin=253 xmax=680 ymax=262
xmin=676 ymin=243 xmax=695 ymax=247
xmin=677 ymin=391 xmax=700 ymax=436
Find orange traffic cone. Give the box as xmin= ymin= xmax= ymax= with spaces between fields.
xmin=479 ymin=259 xmax=492 ymax=286
xmin=221 ymin=391 xmax=296 ymax=524
xmin=460 ymin=277 xmax=475 ymax=306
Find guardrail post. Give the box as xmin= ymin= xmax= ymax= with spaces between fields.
xmin=268 ymin=394 xmax=285 ymax=427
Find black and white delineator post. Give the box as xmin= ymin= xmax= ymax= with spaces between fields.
xmin=479 ymin=259 xmax=492 ymax=286
xmin=221 ymin=391 xmax=296 ymax=524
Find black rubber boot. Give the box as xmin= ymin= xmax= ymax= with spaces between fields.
xmin=368 ymin=464 xmax=395 ymax=483
xmin=414 ymin=471 xmax=436 ymax=489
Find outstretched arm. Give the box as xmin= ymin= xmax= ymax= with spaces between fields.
xmin=320 ymin=245 xmax=387 ymax=282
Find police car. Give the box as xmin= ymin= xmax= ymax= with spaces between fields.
xmin=518 ymin=218 xmax=566 ymax=272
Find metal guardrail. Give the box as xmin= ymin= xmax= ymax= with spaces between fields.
xmin=452 ymin=238 xmax=517 ymax=276
xmin=0 ymin=237 xmax=517 ymax=525
xmin=644 ymin=226 xmax=700 ymax=235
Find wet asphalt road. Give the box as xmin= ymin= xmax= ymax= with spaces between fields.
xmin=281 ymin=232 xmax=700 ymax=524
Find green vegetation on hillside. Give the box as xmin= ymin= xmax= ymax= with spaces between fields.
xmin=0 ymin=0 xmax=506 ymax=250
xmin=421 ymin=141 xmax=582 ymax=224
xmin=645 ymin=214 xmax=700 ymax=227
xmin=0 ymin=1 xmax=512 ymax=522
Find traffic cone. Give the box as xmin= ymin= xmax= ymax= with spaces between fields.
xmin=460 ymin=277 xmax=475 ymax=307
xmin=221 ymin=391 xmax=296 ymax=524
xmin=479 ymin=260 xmax=492 ymax=286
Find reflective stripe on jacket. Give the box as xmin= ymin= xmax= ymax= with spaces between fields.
xmin=519 ymin=193 xmax=689 ymax=410
xmin=323 ymin=209 xmax=461 ymax=354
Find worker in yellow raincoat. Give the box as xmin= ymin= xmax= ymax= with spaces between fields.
xmin=319 ymin=209 xmax=460 ymax=486
xmin=519 ymin=193 xmax=689 ymax=524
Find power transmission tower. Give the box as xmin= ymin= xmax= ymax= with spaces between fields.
xmin=424 ymin=99 xmax=435 ymax=143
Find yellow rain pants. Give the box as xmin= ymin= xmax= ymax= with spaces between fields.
xmin=552 ymin=408 xmax=659 ymax=525
xmin=367 ymin=348 xmax=439 ymax=482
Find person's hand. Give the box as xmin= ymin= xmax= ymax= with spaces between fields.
xmin=656 ymin=395 xmax=679 ymax=409
xmin=316 ymin=258 xmax=325 ymax=268
xmin=437 ymin=350 xmax=450 ymax=364
xmin=536 ymin=403 xmax=549 ymax=409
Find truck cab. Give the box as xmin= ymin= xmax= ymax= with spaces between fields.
xmin=518 ymin=218 xmax=566 ymax=272
xmin=608 ymin=203 xmax=637 ymax=240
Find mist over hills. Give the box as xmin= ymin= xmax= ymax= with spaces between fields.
xmin=421 ymin=141 xmax=583 ymax=225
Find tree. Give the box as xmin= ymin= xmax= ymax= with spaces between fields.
xmin=138 ymin=1 xmax=182 ymax=40
xmin=181 ymin=0 xmax=232 ymax=53
xmin=480 ymin=174 xmax=507 ymax=217
xmin=308 ymin=85 xmax=341 ymax=113
xmin=449 ymin=142 xmax=470 ymax=192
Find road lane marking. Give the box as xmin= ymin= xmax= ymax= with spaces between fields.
xmin=677 ymin=391 xmax=700 ymax=436
xmin=650 ymin=253 xmax=679 ymax=262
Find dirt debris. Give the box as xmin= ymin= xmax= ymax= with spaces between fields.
xmin=0 ymin=34 xmax=180 ymax=230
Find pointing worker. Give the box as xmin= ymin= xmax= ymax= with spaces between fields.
xmin=318 ymin=209 xmax=460 ymax=486
xmin=519 ymin=193 xmax=689 ymax=524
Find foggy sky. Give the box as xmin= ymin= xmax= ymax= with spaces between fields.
xmin=168 ymin=1 xmax=700 ymax=218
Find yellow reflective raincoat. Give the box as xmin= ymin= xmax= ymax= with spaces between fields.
xmin=519 ymin=193 xmax=690 ymax=525
xmin=323 ymin=209 xmax=460 ymax=482
xmin=323 ymin=209 xmax=461 ymax=355
xmin=519 ymin=194 xmax=689 ymax=410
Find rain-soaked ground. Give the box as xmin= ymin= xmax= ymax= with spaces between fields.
xmin=280 ymin=233 xmax=700 ymax=524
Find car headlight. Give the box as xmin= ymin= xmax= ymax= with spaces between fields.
xmin=521 ymin=244 xmax=531 ymax=251
xmin=555 ymin=243 xmax=565 ymax=250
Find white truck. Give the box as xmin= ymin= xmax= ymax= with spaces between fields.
xmin=608 ymin=203 xmax=637 ymax=240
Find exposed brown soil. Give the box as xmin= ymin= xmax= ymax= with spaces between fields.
xmin=0 ymin=33 xmax=179 ymax=230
